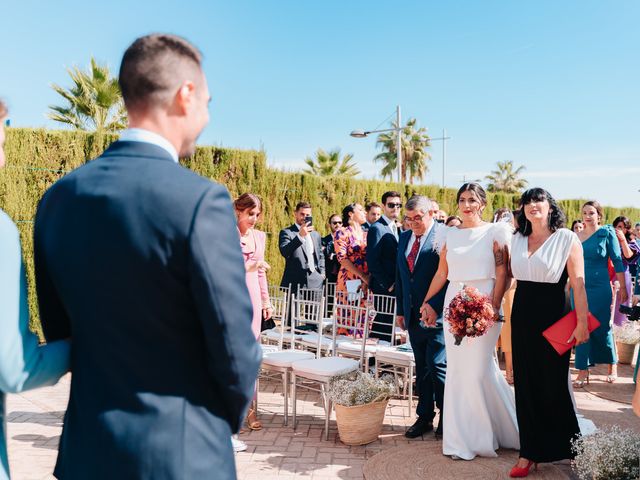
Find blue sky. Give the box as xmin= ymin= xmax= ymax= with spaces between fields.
xmin=3 ymin=1 xmax=639 ymax=208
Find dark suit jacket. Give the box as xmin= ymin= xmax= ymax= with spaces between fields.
xmin=366 ymin=217 xmax=398 ymax=294
xmin=321 ymin=233 xmax=339 ymax=283
xmin=278 ymin=224 xmax=325 ymax=289
xmin=395 ymin=225 xmax=448 ymax=327
xmin=34 ymin=141 xmax=261 ymax=480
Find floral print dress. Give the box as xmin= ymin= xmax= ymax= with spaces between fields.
xmin=334 ymin=226 xmax=369 ymax=336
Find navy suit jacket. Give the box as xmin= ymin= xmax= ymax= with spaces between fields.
xmin=366 ymin=217 xmax=398 ymax=294
xmin=395 ymin=225 xmax=448 ymax=327
xmin=278 ymin=224 xmax=325 ymax=289
xmin=34 ymin=141 xmax=261 ymax=480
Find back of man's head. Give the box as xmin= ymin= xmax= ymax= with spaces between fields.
xmin=119 ymin=34 xmax=203 ymax=113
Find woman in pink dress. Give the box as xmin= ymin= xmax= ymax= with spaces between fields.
xmin=234 ymin=193 xmax=273 ymax=431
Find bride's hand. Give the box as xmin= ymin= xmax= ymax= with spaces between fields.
xmin=420 ymin=303 xmax=437 ymax=327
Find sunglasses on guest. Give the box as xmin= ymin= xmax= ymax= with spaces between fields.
xmin=331 ymin=221 xmax=342 ymax=225
xmin=386 ymin=203 xmax=402 ymax=209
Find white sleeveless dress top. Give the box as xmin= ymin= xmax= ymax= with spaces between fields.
xmin=511 ymin=228 xmax=579 ymax=283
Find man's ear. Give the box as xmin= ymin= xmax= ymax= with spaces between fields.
xmin=175 ymin=81 xmax=196 ymax=114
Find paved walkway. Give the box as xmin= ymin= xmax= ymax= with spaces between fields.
xmin=6 ymin=363 xmax=639 ymax=480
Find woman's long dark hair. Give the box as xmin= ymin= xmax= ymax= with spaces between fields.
xmin=613 ymin=215 xmax=633 ymax=241
xmin=341 ymin=203 xmax=358 ymax=227
xmin=516 ymin=188 xmax=566 ymax=236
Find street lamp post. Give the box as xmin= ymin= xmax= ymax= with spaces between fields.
xmin=351 ymin=105 xmax=403 ymax=183
xmin=351 ymin=106 xmax=451 ymax=186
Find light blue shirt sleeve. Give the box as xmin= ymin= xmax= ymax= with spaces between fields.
xmin=0 ymin=210 xmax=70 ymax=394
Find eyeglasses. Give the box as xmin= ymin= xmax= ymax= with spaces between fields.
xmin=386 ymin=203 xmax=402 ymax=209
xmin=406 ymin=214 xmax=425 ymax=223
xmin=331 ymin=221 xmax=342 ymax=225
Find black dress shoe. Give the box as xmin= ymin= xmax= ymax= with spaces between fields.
xmin=405 ymin=417 xmax=433 ymax=438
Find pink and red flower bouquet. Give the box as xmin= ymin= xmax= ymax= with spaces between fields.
xmin=446 ymin=285 xmax=499 ymax=346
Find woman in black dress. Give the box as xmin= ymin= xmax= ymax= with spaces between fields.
xmin=508 ymin=188 xmax=590 ymax=477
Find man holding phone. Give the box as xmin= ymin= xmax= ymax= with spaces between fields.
xmin=279 ymin=201 xmax=325 ymax=291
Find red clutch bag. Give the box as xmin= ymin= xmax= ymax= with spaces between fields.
xmin=542 ymin=310 xmax=600 ymax=355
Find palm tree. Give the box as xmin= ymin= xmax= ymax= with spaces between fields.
xmin=485 ymin=161 xmax=528 ymax=194
xmin=303 ymin=148 xmax=360 ymax=176
xmin=373 ymin=118 xmax=431 ymax=184
xmin=48 ymin=57 xmax=127 ymax=133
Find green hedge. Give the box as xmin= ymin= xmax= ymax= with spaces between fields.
xmin=2 ymin=128 xmax=639 ymax=337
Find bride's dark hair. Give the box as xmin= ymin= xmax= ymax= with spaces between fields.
xmin=517 ymin=188 xmax=566 ymax=236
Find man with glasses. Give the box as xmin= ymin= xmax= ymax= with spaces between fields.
xmin=395 ymin=195 xmax=447 ymax=438
xmin=366 ymin=191 xmax=403 ymax=342
xmin=322 ymin=214 xmax=343 ymax=284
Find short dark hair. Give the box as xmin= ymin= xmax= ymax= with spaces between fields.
xmin=381 ymin=191 xmax=402 ymax=205
xmin=456 ymin=183 xmax=487 ymax=207
xmin=571 ymin=220 xmax=583 ymax=231
xmin=516 ymin=188 xmax=566 ymax=236
xmin=295 ymin=201 xmax=312 ymax=211
xmin=119 ymin=34 xmax=203 ymax=111
xmin=365 ymin=201 xmax=382 ymax=212
xmin=445 ymin=215 xmax=462 ymax=226
xmin=582 ymin=200 xmax=603 ymax=223
xmin=327 ymin=213 xmax=341 ymax=225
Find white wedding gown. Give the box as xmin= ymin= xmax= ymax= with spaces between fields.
xmin=436 ymin=223 xmax=520 ymax=460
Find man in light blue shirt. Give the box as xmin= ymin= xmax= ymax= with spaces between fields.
xmin=0 ymin=99 xmax=70 ymax=479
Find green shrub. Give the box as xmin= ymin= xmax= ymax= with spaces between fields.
xmin=2 ymin=128 xmax=638 ymax=338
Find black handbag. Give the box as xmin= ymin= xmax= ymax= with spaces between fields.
xmin=260 ymin=309 xmax=276 ymax=331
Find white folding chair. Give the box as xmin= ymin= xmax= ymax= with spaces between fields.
xmin=290 ymin=301 xmax=366 ymax=440
xmin=336 ymin=293 xmax=397 ymax=372
xmin=260 ymin=293 xmax=315 ymax=426
xmin=260 ymin=284 xmax=292 ymax=349
xmin=374 ymin=345 xmax=416 ymax=418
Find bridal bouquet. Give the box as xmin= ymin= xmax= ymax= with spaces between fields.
xmin=446 ymin=285 xmax=498 ymax=346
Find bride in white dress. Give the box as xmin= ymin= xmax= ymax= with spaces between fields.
xmin=421 ymin=183 xmax=519 ymax=460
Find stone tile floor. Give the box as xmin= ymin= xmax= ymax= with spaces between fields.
xmin=6 ymin=362 xmax=639 ymax=479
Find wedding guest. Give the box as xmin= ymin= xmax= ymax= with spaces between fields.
xmin=279 ymin=202 xmax=325 ymax=291
xmin=0 ymin=99 xmax=70 ymax=480
xmin=362 ymin=202 xmax=382 ymax=231
xmin=635 ymin=222 xmax=640 ymax=238
xmin=367 ymin=191 xmax=402 ymax=341
xmin=322 ymin=213 xmax=342 ymax=284
xmin=34 ymin=34 xmax=261 ymax=479
xmin=334 ymin=203 xmax=369 ymax=335
xmin=401 ymin=215 xmax=411 ymax=232
xmin=509 ymin=188 xmax=590 ymax=477
xmin=571 ymin=220 xmax=584 ymax=233
xmin=435 ymin=210 xmax=448 ymax=223
xmin=234 ymin=193 xmax=273 ymax=432
xmin=611 ymin=216 xmax=639 ymax=326
xmin=395 ymin=196 xmax=447 ymax=438
xmin=573 ymin=201 xmax=627 ymax=387
xmin=445 ymin=215 xmax=461 ymax=227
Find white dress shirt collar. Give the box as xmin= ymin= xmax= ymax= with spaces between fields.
xmin=119 ymin=128 xmax=179 ymax=163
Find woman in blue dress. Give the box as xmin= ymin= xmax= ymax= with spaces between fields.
xmin=573 ymin=201 xmax=627 ymax=387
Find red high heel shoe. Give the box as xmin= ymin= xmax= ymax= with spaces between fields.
xmin=509 ymin=460 xmax=537 ymax=478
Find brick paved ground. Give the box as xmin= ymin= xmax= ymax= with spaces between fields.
xmin=6 ymin=362 xmax=639 ymax=480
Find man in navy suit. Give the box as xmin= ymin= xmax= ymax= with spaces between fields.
xmin=366 ymin=191 xmax=402 ymax=341
xmin=395 ymin=195 xmax=447 ymax=438
xmin=34 ymin=34 xmax=261 ymax=480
